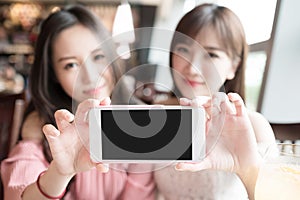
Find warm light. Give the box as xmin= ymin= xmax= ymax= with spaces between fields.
xmin=9 ymin=3 xmax=42 ymax=30
xmin=112 ymin=1 xmax=135 ymax=59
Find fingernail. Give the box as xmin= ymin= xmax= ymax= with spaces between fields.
xmin=84 ymin=112 xmax=89 ymax=123
xmin=174 ymin=163 xmax=183 ymax=171
xmin=105 ymin=97 xmax=111 ymax=104
xmin=180 ymin=98 xmax=190 ymax=105
xmin=103 ymin=163 xmax=109 ymax=171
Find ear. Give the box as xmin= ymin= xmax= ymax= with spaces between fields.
xmin=226 ymin=57 xmax=241 ymax=80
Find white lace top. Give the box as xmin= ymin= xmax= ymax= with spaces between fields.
xmin=154 ymin=165 xmax=248 ymax=200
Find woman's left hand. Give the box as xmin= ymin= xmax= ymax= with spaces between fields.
xmin=177 ymin=92 xmax=261 ymax=174
xmin=42 ymin=97 xmax=111 ymax=176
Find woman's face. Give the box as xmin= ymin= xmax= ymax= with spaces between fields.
xmin=52 ymin=24 xmax=114 ymax=103
xmin=172 ymin=27 xmax=237 ymax=98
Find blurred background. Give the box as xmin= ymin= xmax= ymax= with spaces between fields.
xmin=0 ymin=1 xmax=300 ymax=198
xmin=0 ymin=0 xmax=299 ymax=139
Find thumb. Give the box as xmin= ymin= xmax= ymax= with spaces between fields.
xmin=95 ymin=163 xmax=110 ymax=173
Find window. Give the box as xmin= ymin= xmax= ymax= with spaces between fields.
xmin=217 ymin=0 xmax=277 ymax=44
xmin=214 ymin=0 xmax=278 ymax=110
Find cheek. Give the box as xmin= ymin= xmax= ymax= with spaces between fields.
xmin=103 ymin=68 xmax=115 ymax=93
xmin=211 ymin=60 xmax=231 ymax=82
xmin=172 ymin=55 xmax=190 ymax=73
xmin=57 ymin=73 xmax=76 ymax=97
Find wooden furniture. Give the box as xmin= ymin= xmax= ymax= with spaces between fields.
xmin=0 ymin=92 xmax=25 ymax=159
xmin=0 ymin=92 xmax=26 ymax=200
xmin=271 ymin=123 xmax=300 ymax=142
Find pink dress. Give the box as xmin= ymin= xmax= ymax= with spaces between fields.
xmin=0 ymin=140 xmax=155 ymax=200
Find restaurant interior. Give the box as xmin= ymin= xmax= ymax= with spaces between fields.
xmin=0 ymin=0 xmax=300 ymax=199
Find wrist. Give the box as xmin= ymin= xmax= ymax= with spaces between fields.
xmin=236 ymin=153 xmax=262 ymax=176
xmin=37 ymin=162 xmax=75 ymax=198
xmin=51 ymin=160 xmax=76 ymax=177
xmin=37 ymin=171 xmax=66 ymax=199
xmin=236 ymin=154 xmax=263 ymax=200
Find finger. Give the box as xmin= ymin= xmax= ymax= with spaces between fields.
xmin=43 ymin=124 xmax=60 ymax=138
xmin=191 ymin=96 xmax=211 ymax=108
xmin=179 ymin=98 xmax=191 ymax=106
xmin=54 ymin=109 xmax=74 ymax=131
xmin=207 ymin=93 xmax=227 ymax=142
xmin=95 ymin=163 xmax=110 ymax=173
xmin=76 ymin=99 xmax=101 ymax=123
xmin=100 ymin=97 xmax=111 ymax=106
xmin=210 ymin=92 xmax=227 ymax=117
xmin=175 ymin=159 xmax=212 ymax=172
xmin=228 ymin=93 xmax=245 ymax=116
xmin=42 ymin=124 xmax=62 ymax=155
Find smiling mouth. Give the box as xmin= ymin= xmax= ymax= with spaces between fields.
xmin=84 ymin=84 xmax=105 ymax=95
xmin=186 ymin=80 xmax=205 ymax=87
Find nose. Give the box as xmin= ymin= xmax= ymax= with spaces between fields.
xmin=185 ymin=54 xmax=201 ymax=75
xmin=80 ymin=62 xmax=99 ymax=84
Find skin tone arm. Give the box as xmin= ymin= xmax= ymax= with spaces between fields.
xmin=176 ymin=93 xmax=262 ymax=200
xmin=248 ymin=110 xmax=276 ymax=143
xmin=22 ymin=98 xmax=110 ymax=200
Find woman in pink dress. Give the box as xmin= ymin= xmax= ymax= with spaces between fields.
xmin=1 ymin=5 xmax=155 ymax=200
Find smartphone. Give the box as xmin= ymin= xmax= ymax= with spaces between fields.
xmin=89 ymin=105 xmax=205 ymax=163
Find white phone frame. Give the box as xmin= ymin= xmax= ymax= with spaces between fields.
xmin=89 ymin=105 xmax=205 ymax=163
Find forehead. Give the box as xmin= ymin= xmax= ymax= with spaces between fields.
xmin=194 ymin=26 xmax=224 ymax=49
xmin=53 ymin=24 xmax=101 ymax=57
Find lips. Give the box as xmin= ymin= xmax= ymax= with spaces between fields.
xmin=186 ymin=79 xmax=205 ymax=87
xmin=84 ymin=84 xmax=106 ymax=95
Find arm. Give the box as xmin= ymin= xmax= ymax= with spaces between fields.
xmin=22 ymin=161 xmax=74 ymax=200
xmin=21 ymin=98 xmax=111 ymax=199
xmin=2 ymin=111 xmax=75 ymax=200
xmin=1 ymin=110 xmax=48 ymax=200
xmin=1 ymin=141 xmax=48 ymax=200
xmin=248 ymin=110 xmax=276 ymax=143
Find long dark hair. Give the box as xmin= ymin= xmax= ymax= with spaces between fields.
xmin=170 ymin=3 xmax=248 ymax=100
xmin=23 ymin=5 xmax=123 ymax=161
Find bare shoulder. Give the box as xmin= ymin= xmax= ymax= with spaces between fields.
xmin=21 ymin=111 xmax=44 ymax=141
xmin=247 ymin=109 xmax=276 ymax=143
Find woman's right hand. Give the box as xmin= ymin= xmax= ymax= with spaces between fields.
xmin=42 ymin=98 xmax=111 ymax=176
xmin=177 ymin=93 xmax=262 ymax=200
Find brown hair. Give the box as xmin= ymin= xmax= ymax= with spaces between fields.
xmin=23 ymin=4 xmax=123 ymax=161
xmin=170 ymin=3 xmax=248 ymax=100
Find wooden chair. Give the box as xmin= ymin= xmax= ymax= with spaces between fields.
xmin=0 ymin=92 xmax=26 ymax=200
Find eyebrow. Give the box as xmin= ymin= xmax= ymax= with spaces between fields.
xmin=91 ymin=48 xmax=102 ymax=54
xmin=57 ymin=56 xmax=77 ymax=62
xmin=57 ymin=48 xmax=103 ymax=63
xmin=204 ymin=46 xmax=226 ymax=52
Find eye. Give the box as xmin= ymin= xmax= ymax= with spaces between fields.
xmin=208 ymin=52 xmax=220 ymax=58
xmin=93 ymin=53 xmax=105 ymax=61
xmin=174 ymin=44 xmax=190 ymax=55
xmin=177 ymin=46 xmax=189 ymax=54
xmin=64 ymin=62 xmax=79 ymax=70
xmin=174 ymin=44 xmax=193 ymax=61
